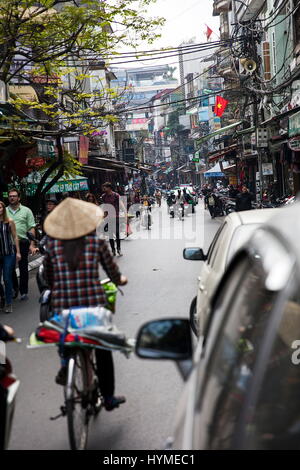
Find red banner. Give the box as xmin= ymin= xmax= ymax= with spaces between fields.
xmin=79 ymin=136 xmax=89 ymax=164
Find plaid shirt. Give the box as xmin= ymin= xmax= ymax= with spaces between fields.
xmin=43 ymin=232 xmax=121 ymax=312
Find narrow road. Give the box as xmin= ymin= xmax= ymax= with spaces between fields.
xmin=6 ymin=200 xmax=221 ymax=450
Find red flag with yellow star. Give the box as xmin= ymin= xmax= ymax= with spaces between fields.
xmin=214 ymin=96 xmax=228 ymax=117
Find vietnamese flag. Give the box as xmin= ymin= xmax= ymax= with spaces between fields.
xmin=205 ymin=25 xmax=213 ymax=41
xmin=214 ymin=96 xmax=228 ymax=117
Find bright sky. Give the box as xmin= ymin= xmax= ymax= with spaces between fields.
xmin=117 ymin=0 xmax=220 ymax=69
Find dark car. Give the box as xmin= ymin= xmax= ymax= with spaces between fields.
xmin=135 ymin=202 xmax=300 ymax=449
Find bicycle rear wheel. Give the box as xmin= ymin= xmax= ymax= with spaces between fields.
xmin=65 ymin=349 xmax=89 ymax=450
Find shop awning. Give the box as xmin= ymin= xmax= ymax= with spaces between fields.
xmin=83 ymin=165 xmax=116 ymax=172
xmin=139 ymin=165 xmax=152 ymax=173
xmin=176 ymin=164 xmax=186 ymax=171
xmin=208 ymin=144 xmax=238 ymax=163
xmin=196 ymin=121 xmax=243 ymax=145
xmin=261 ymin=106 xmax=300 ymax=126
xmin=204 ymin=162 xmax=232 ymax=177
xmin=223 ymin=164 xmax=236 ymax=171
xmin=91 ymin=157 xmax=125 ymax=169
xmin=235 ymin=126 xmax=255 ymax=136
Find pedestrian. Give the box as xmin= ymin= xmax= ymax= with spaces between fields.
xmin=43 ymin=197 xmax=128 ymax=411
xmin=0 ymin=201 xmax=21 ymax=313
xmin=155 ymin=189 xmax=162 ymax=207
xmin=39 ymin=196 xmax=58 ymax=237
xmin=101 ymin=182 xmax=126 ymax=257
xmin=6 ymin=189 xmax=38 ymax=301
xmin=133 ymin=189 xmax=141 ymax=218
xmin=85 ymin=193 xmax=99 ymax=205
xmin=236 ymin=185 xmax=255 ymax=211
xmin=228 ymin=185 xmax=239 ymax=199
xmin=205 ymin=191 xmax=217 ymax=218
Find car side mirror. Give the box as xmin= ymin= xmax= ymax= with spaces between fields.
xmin=183 ymin=247 xmax=207 ymax=261
xmin=135 ymin=318 xmax=192 ymax=362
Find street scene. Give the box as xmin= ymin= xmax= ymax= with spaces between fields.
xmin=1 ymin=0 xmax=300 ymax=453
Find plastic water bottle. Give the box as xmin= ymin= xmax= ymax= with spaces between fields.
xmin=59 ymin=306 xmax=113 ymax=329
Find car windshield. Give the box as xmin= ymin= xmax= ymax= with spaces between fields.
xmin=226 ymin=224 xmax=260 ymax=266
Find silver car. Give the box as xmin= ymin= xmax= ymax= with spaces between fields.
xmin=135 ymin=201 xmax=300 ymax=449
xmin=184 ymin=208 xmax=280 ymax=336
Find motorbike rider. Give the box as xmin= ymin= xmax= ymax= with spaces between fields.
xmin=183 ymin=189 xmax=195 ymax=214
xmin=166 ymin=191 xmax=176 ymax=213
xmin=43 ymin=197 xmax=128 ymax=411
xmin=176 ymin=190 xmax=185 ymax=218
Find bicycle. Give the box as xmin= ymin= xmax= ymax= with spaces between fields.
xmin=28 ymin=280 xmax=134 ymax=450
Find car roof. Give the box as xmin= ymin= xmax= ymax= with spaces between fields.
xmin=226 ymin=208 xmax=281 ymax=227
xmin=260 ymin=202 xmax=300 ymax=254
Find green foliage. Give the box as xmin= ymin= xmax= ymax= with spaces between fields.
xmin=165 ymin=110 xmax=185 ymax=137
xmin=0 ymin=0 xmax=165 ymax=190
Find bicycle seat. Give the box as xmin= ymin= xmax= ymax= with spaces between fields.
xmin=77 ymin=326 xmax=127 ymax=347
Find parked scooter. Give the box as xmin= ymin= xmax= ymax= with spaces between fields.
xmin=0 ymin=328 xmax=21 ymax=449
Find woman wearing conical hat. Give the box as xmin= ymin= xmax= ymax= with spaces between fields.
xmin=43 ymin=197 xmax=127 ymax=411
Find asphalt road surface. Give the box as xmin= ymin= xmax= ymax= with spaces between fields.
xmin=5 ymin=199 xmax=220 ymax=450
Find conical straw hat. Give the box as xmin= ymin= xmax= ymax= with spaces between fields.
xmin=44 ymin=197 xmax=104 ymax=240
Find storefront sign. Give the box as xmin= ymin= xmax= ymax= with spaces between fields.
xmin=289 ymin=111 xmax=300 ymax=137
xmin=26 ymin=178 xmax=89 ymax=195
xmin=262 ymin=163 xmax=273 ymax=175
xmin=288 ymin=137 xmax=300 ymax=152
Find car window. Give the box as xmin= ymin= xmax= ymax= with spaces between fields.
xmin=209 ymin=222 xmax=231 ymax=269
xmin=206 ymin=223 xmax=227 ymax=266
xmin=226 ymin=224 xmax=260 ymax=267
xmin=242 ymin=279 xmax=300 ymax=450
xmin=195 ymin=255 xmax=276 ymax=450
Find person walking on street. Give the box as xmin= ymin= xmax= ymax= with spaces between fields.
xmin=155 ymin=189 xmax=162 ymax=207
xmin=101 ymin=182 xmax=126 ymax=257
xmin=7 ymin=188 xmax=38 ymax=301
xmin=0 ymin=202 xmax=21 ymax=313
xmin=85 ymin=193 xmax=99 ymax=205
xmin=39 ymin=197 xmax=58 ymax=238
xmin=43 ymin=197 xmax=128 ymax=411
xmin=133 ymin=189 xmax=141 ymax=218
xmin=236 ymin=185 xmax=254 ymax=212
xmin=205 ymin=191 xmax=217 ymax=219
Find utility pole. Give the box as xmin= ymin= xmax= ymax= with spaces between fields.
xmin=253 ymin=94 xmax=264 ymax=202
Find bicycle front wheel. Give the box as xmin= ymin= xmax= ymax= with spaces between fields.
xmin=65 ymin=349 xmax=89 ymax=450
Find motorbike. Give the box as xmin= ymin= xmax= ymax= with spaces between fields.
xmin=0 ymin=332 xmax=21 ymax=449
xmin=169 ymin=204 xmax=175 ymax=218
